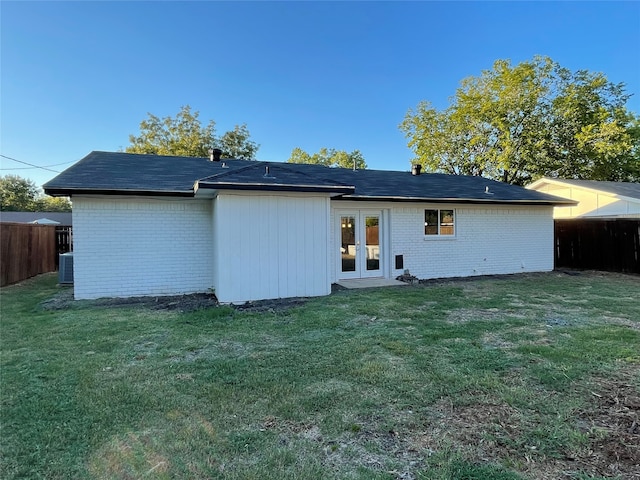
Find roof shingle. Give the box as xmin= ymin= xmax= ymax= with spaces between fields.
xmin=44 ymin=151 xmax=573 ymax=205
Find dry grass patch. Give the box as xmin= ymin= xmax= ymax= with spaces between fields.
xmin=572 ymin=369 xmax=640 ymax=479
xmin=88 ymin=430 xmax=171 ymax=479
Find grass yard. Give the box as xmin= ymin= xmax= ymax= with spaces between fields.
xmin=1 ymin=272 xmax=639 ymax=479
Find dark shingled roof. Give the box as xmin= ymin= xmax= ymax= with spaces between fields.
xmin=44 ymin=151 xmax=574 ymax=205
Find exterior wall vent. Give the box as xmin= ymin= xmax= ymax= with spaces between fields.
xmin=59 ymin=252 xmax=74 ymax=285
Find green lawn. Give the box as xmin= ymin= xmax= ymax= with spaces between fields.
xmin=1 ymin=272 xmax=639 ymax=479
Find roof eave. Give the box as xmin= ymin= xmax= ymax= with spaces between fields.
xmin=334 ymin=195 xmax=576 ymax=205
xmin=197 ymin=182 xmax=355 ymax=195
xmin=44 ymin=187 xmax=195 ymax=198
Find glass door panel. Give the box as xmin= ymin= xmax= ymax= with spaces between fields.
xmin=340 ymin=215 xmax=356 ymax=273
xmin=364 ymin=215 xmax=380 ymax=272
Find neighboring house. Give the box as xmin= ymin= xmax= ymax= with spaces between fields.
xmin=527 ymin=178 xmax=640 ymax=274
xmin=527 ymin=178 xmax=640 ymax=219
xmin=44 ymin=151 xmax=572 ymax=303
xmin=0 ymin=212 xmax=73 ymax=225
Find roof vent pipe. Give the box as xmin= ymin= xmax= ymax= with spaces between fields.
xmin=264 ymin=165 xmax=275 ymax=178
xmin=411 ymin=164 xmax=422 ymax=176
xmin=209 ymin=148 xmax=223 ymax=162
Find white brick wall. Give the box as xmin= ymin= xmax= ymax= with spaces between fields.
xmin=390 ymin=204 xmax=554 ymax=279
xmin=72 ymin=195 xmax=554 ymax=301
xmin=72 ymin=196 xmax=213 ymax=299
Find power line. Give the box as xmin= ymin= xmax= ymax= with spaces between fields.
xmin=0 ymin=167 xmax=41 ymax=171
xmin=0 ymin=154 xmax=61 ymax=173
xmin=28 ymin=160 xmax=74 ymax=168
xmin=0 ymin=159 xmax=75 ymax=171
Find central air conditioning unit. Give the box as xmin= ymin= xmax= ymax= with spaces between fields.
xmin=59 ymin=252 xmax=74 ymax=285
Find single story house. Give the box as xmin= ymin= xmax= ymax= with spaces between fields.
xmin=44 ymin=151 xmax=573 ymax=303
xmin=0 ymin=211 xmax=72 ymax=226
xmin=527 ymin=178 xmax=640 ymax=219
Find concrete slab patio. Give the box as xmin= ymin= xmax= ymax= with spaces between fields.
xmin=336 ymin=278 xmax=409 ymax=290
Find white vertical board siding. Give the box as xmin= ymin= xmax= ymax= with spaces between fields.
xmin=72 ymin=197 xmax=213 ymax=299
xmin=390 ymin=204 xmax=554 ymax=279
xmin=214 ymin=193 xmax=331 ymax=303
xmin=211 ymin=198 xmax=220 ymax=293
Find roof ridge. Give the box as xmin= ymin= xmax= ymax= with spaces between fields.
xmin=197 ymin=161 xmax=266 ymax=182
xmin=198 ymin=161 xmax=354 ymax=188
xmin=271 ymin=162 xmax=355 ymax=187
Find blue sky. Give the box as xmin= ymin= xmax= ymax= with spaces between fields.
xmin=2 ymin=1 xmax=639 ymax=189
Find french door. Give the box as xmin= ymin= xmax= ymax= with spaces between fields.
xmin=338 ymin=210 xmax=382 ymax=279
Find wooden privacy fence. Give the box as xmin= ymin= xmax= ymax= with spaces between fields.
xmin=1 ymin=223 xmax=58 ymax=287
xmin=554 ymin=219 xmax=640 ymax=274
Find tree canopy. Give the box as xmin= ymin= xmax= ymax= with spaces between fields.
xmin=287 ymin=147 xmax=367 ymax=169
xmin=126 ymin=105 xmax=260 ymax=160
xmin=1 ymin=175 xmax=71 ymax=212
xmin=400 ymin=56 xmax=640 ymax=185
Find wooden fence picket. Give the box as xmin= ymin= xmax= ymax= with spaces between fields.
xmin=0 ymin=223 xmax=61 ymax=286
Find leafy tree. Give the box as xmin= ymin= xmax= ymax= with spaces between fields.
xmin=126 ymin=105 xmax=259 ymax=159
xmin=400 ymin=56 xmax=639 ymax=184
xmin=544 ymin=68 xmax=638 ymax=181
xmin=219 ymin=124 xmax=259 ymax=160
xmin=1 ymin=175 xmax=40 ymax=211
xmin=35 ymin=196 xmax=72 ymax=212
xmin=1 ymin=175 xmax=71 ymax=212
xmin=287 ymin=147 xmax=367 ymax=169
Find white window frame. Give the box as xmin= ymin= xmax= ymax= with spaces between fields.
xmin=424 ymin=208 xmax=456 ymax=238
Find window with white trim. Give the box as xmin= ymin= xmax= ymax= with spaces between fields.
xmin=424 ymin=209 xmax=455 ymax=236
